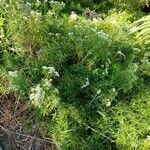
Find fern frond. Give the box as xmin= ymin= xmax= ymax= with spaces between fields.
xmin=130 ymin=15 xmax=150 ymax=44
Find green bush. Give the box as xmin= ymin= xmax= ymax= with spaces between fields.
xmin=0 ymin=1 xmax=149 ymax=149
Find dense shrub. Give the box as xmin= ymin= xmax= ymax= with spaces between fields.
xmin=0 ymin=1 xmax=149 ymax=149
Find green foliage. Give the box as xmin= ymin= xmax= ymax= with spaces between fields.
xmin=115 ymin=88 xmax=150 ymax=150
xmin=130 ymin=15 xmax=150 ymax=45
xmin=0 ymin=1 xmax=149 ymax=150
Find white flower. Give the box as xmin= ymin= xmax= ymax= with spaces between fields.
xmin=30 ymin=84 xmax=45 ymax=107
xmin=47 ymin=10 xmax=54 ymax=16
xmin=43 ymin=78 xmax=52 ymax=89
xmin=55 ymin=33 xmax=61 ymax=37
xmin=8 ymin=71 xmax=18 ymax=78
xmin=42 ymin=66 xmax=48 ymax=70
xmin=93 ymin=18 xmax=99 ymax=23
xmin=70 ymin=11 xmax=78 ymax=21
xmin=147 ymin=135 xmax=150 ymax=140
xmin=97 ymin=89 xmax=101 ymax=95
xmin=97 ymin=31 xmax=109 ymax=40
xmin=68 ymin=32 xmax=73 ymax=36
xmin=48 ymin=32 xmax=55 ymax=36
xmin=42 ymin=66 xmax=59 ymax=77
xmin=93 ymin=69 xmax=98 ymax=74
xmin=53 ymin=88 xmax=59 ymax=94
xmin=81 ymin=78 xmax=90 ymax=89
xmin=30 ymin=10 xmax=41 ymax=17
xmin=49 ymin=1 xmax=65 ymax=7
xmin=48 ymin=66 xmax=56 ymax=74
xmin=112 ymin=88 xmax=116 ymax=92
xmin=74 ymin=25 xmax=82 ymax=29
xmin=106 ymin=100 xmax=111 ymax=107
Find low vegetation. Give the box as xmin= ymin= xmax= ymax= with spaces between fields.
xmin=0 ymin=0 xmax=149 ymax=149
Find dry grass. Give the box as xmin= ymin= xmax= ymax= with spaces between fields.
xmin=0 ymin=93 xmax=58 ymax=150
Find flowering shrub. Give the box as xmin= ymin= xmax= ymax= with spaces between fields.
xmin=0 ymin=1 xmax=148 ymax=149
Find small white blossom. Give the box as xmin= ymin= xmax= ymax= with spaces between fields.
xmin=42 ymin=66 xmax=48 ymax=70
xmin=48 ymin=67 xmax=55 ymax=74
xmin=93 ymin=18 xmax=100 ymax=23
xmin=112 ymin=88 xmax=116 ymax=92
xmin=55 ymin=33 xmax=61 ymax=37
xmin=81 ymin=78 xmax=90 ymax=89
xmin=70 ymin=11 xmax=78 ymax=21
xmin=97 ymin=31 xmax=109 ymax=40
xmin=97 ymin=89 xmax=101 ymax=95
xmin=93 ymin=69 xmax=98 ymax=74
xmin=147 ymin=135 xmax=150 ymax=140
xmin=30 ymin=84 xmax=45 ymax=107
xmin=43 ymin=78 xmax=52 ymax=89
xmin=48 ymin=32 xmax=55 ymax=36
xmin=42 ymin=66 xmax=59 ymax=77
xmin=53 ymin=88 xmax=59 ymax=94
xmin=68 ymin=32 xmax=73 ymax=36
xmin=103 ymin=68 xmax=108 ymax=76
xmin=8 ymin=71 xmax=18 ymax=78
xmin=49 ymin=1 xmax=65 ymax=7
xmin=47 ymin=10 xmax=54 ymax=16
xmin=30 ymin=10 xmax=41 ymax=17
xmin=74 ymin=25 xmax=82 ymax=29
xmin=106 ymin=100 xmax=111 ymax=107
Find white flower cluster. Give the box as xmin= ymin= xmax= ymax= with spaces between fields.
xmin=9 ymin=47 xmax=22 ymax=52
xmin=35 ymin=0 xmax=41 ymax=6
xmin=49 ymin=0 xmax=65 ymax=9
xmin=42 ymin=66 xmax=59 ymax=77
xmin=68 ymin=32 xmax=73 ymax=36
xmin=49 ymin=0 xmax=65 ymax=5
xmin=69 ymin=12 xmax=78 ymax=21
xmin=8 ymin=70 xmax=19 ymax=91
xmin=74 ymin=24 xmax=82 ymax=29
xmin=147 ymin=135 xmax=150 ymax=140
xmin=43 ymin=78 xmax=52 ymax=89
xmin=30 ymin=10 xmax=41 ymax=17
xmin=48 ymin=32 xmax=61 ymax=37
xmin=97 ymin=30 xmax=109 ymax=40
xmin=30 ymin=77 xmax=59 ymax=107
xmin=106 ymin=99 xmax=111 ymax=107
xmin=8 ymin=71 xmax=18 ymax=78
xmin=96 ymin=89 xmax=101 ymax=95
xmin=93 ymin=68 xmax=99 ymax=75
xmin=30 ymin=84 xmax=45 ymax=107
xmin=81 ymin=78 xmax=90 ymax=89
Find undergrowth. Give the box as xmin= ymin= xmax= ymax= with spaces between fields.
xmin=0 ymin=0 xmax=149 ymax=149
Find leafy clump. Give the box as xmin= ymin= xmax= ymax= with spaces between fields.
xmin=0 ymin=1 xmax=149 ymax=150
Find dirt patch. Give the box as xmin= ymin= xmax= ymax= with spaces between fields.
xmin=0 ymin=93 xmax=58 ymax=150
